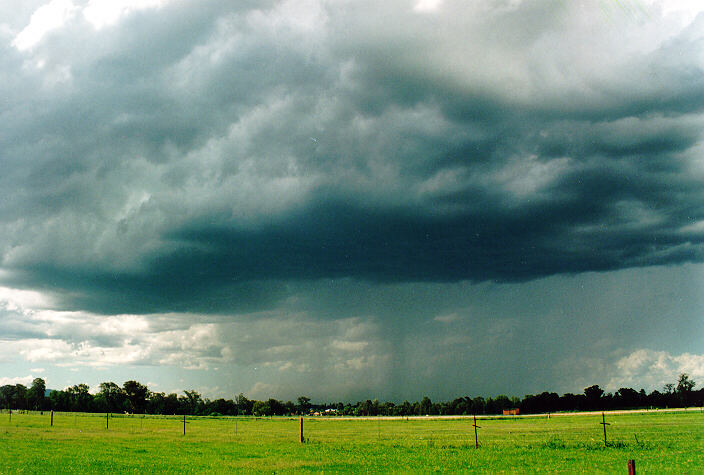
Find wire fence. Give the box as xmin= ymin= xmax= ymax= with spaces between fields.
xmin=1 ymin=408 xmax=702 ymax=447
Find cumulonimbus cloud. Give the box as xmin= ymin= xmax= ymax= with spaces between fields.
xmin=1 ymin=0 xmax=704 ymax=315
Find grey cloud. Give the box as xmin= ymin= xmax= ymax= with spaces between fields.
xmin=0 ymin=305 xmax=48 ymax=341
xmin=1 ymin=1 xmax=704 ymax=316
xmin=3 ymin=262 xmax=703 ymax=399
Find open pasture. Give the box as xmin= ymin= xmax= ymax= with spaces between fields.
xmin=0 ymin=410 xmax=702 ymax=472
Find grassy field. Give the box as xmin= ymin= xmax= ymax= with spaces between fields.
xmin=0 ymin=410 xmax=702 ymax=473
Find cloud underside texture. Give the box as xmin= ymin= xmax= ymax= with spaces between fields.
xmin=2 ymin=0 xmax=704 ymax=314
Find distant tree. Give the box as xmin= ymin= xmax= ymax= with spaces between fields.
xmin=66 ymin=384 xmax=92 ymax=412
xmin=676 ymin=373 xmax=696 ymax=394
xmin=164 ymin=393 xmax=180 ymax=415
xmin=235 ymin=393 xmax=253 ymax=415
xmin=469 ymin=396 xmax=486 ymax=414
xmin=584 ymin=385 xmax=604 ymax=410
xmin=123 ymin=381 xmax=149 ymax=413
xmin=676 ymin=373 xmax=696 ymax=406
xmin=521 ymin=392 xmax=559 ymax=414
xmin=558 ymin=392 xmax=586 ymax=411
xmin=283 ymin=400 xmax=295 ymax=415
xmin=510 ymin=396 xmax=522 ymax=408
xmin=296 ymin=396 xmax=312 ymax=415
xmin=0 ymin=385 xmax=14 ymax=409
xmin=451 ymin=396 xmax=473 ymax=415
xmin=398 ymin=400 xmax=413 ymax=416
xmin=614 ymin=388 xmax=640 ymax=408
xmin=98 ymin=382 xmax=125 ymax=413
xmin=147 ymin=392 xmax=166 ymax=415
xmin=209 ymin=398 xmax=237 ymax=416
xmin=181 ymin=390 xmax=203 ymax=415
xmin=11 ymin=374 xmax=702 ymax=417
xmin=267 ymin=398 xmax=285 ymax=416
xmin=13 ymin=384 xmax=28 ymax=410
xmin=354 ymin=403 xmax=363 ymax=415
xmin=28 ymin=378 xmax=46 ymax=410
xmin=381 ymin=401 xmax=395 ymax=416
xmin=48 ymin=389 xmax=71 ymax=411
xmin=252 ymin=400 xmax=272 ymax=416
xmin=492 ymin=395 xmax=512 ymax=413
xmin=356 ymin=399 xmax=379 ymax=416
xmin=419 ymin=396 xmax=433 ymax=415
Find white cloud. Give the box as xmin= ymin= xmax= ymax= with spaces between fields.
xmin=11 ymin=0 xmax=173 ymax=53
xmin=680 ymin=219 xmax=704 ymax=234
xmin=0 ymin=286 xmax=53 ymax=312
xmin=82 ymin=0 xmax=169 ymax=29
xmin=645 ymin=0 xmax=704 ymax=26
xmin=330 ymin=339 xmax=369 ymax=352
xmin=433 ymin=312 xmax=460 ymax=323
xmin=606 ymin=349 xmax=704 ymax=391
xmin=0 ymin=290 xmax=386 ymax=389
xmin=413 ymin=0 xmax=443 ymax=13
xmin=0 ymin=375 xmax=34 ymax=386
xmin=12 ymin=0 xmax=78 ymax=51
xmin=248 ymin=381 xmax=276 ymax=400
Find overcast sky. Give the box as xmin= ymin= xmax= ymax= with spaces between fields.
xmin=1 ymin=0 xmax=704 ymax=402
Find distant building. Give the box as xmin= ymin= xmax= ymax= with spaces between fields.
xmin=502 ymin=408 xmax=519 ymax=415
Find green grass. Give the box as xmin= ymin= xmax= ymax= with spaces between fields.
xmin=0 ymin=410 xmax=702 ymax=472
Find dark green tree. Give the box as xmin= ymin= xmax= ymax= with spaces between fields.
xmin=181 ymin=390 xmax=203 ymax=415
xmin=147 ymin=392 xmax=166 ymax=414
xmin=28 ymin=378 xmax=46 ymax=410
xmin=208 ymin=398 xmax=237 ymax=416
xmin=122 ymin=380 xmax=149 ymax=413
xmin=97 ymin=382 xmax=125 ymax=413
xmin=48 ymin=389 xmax=71 ymax=411
xmin=584 ymin=385 xmax=604 ymax=409
xmin=235 ymin=393 xmax=253 ymax=415
xmin=0 ymin=385 xmax=13 ymax=409
xmin=615 ymin=388 xmax=640 ymax=408
xmin=676 ymin=373 xmax=696 ymax=394
xmin=267 ymin=398 xmax=285 ymax=416
xmin=419 ymin=396 xmax=433 ymax=415
xmin=398 ymin=400 xmax=413 ymax=416
xmin=676 ymin=373 xmax=696 ymax=406
xmin=296 ymin=396 xmax=311 ymax=415
xmin=164 ymin=393 xmax=180 ymax=415
xmin=252 ymin=400 xmax=272 ymax=416
xmin=12 ymin=384 xmax=28 ymax=410
xmin=66 ymin=384 xmax=92 ymax=412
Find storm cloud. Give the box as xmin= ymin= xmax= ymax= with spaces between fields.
xmin=1 ymin=0 xmax=703 ymax=399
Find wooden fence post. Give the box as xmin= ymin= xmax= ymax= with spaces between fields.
xmin=50 ymin=410 xmax=53 ymax=427
xmin=472 ymin=414 xmax=481 ymax=449
xmin=628 ymin=459 xmax=636 ymax=475
xmin=600 ymin=412 xmax=610 ymax=447
xmin=300 ymin=417 xmax=304 ymax=443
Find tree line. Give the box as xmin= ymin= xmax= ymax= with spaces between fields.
xmin=1 ymin=373 xmax=700 ymax=417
